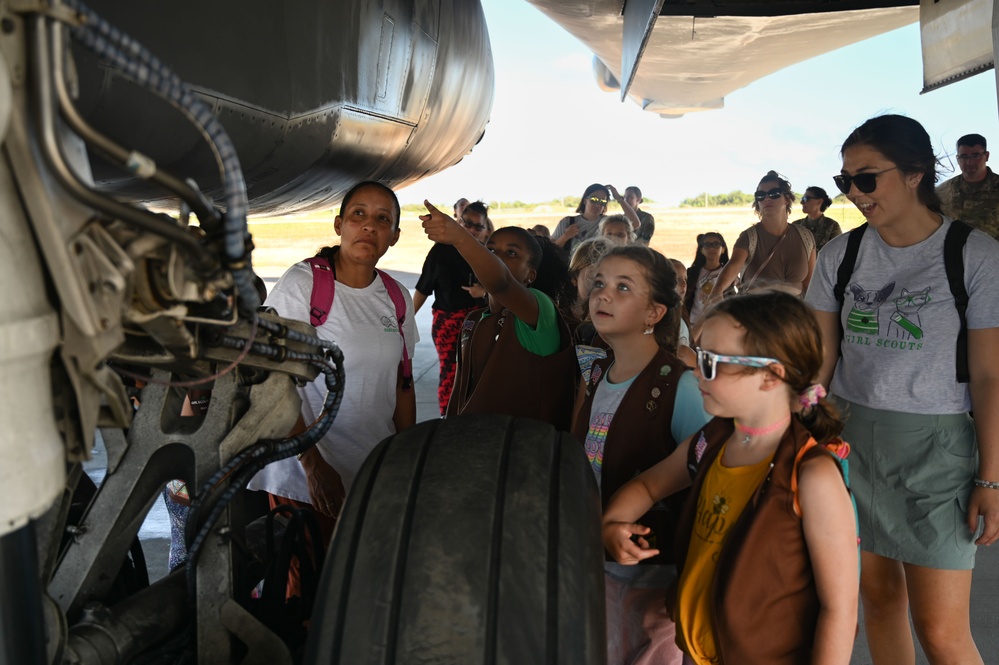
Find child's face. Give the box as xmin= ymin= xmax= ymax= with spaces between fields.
xmin=486 ymin=230 xmax=537 ymax=286
xmin=695 ymin=314 xmax=768 ymax=417
xmin=588 ymin=256 xmax=663 ymax=338
xmin=601 ymin=223 xmax=630 ymax=245
xmin=672 ymin=264 xmax=688 ymax=299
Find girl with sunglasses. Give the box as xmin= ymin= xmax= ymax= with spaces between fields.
xmin=793 ymin=186 xmax=842 ymax=252
xmin=553 ymin=183 xmax=641 ymax=254
xmin=806 ymin=114 xmax=999 ymax=665
xmin=414 ymin=200 xmax=492 ymax=415
xmin=711 ymin=171 xmax=816 ymax=299
xmin=684 ymin=232 xmax=729 ymax=326
xmin=602 ymin=290 xmax=858 ymax=665
xmin=572 ymin=245 xmax=711 ymax=665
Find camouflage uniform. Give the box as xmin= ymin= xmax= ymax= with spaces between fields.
xmin=936 ymin=168 xmax=999 ymax=239
xmin=792 ymin=215 xmax=842 ymax=252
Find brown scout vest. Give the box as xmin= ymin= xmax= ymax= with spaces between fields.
xmin=675 ymin=417 xmax=832 ymax=664
xmin=571 ymin=348 xmax=689 ymax=566
xmin=447 ymin=306 xmax=576 ymax=431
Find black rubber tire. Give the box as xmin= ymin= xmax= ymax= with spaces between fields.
xmin=304 ymin=414 xmax=606 ymax=665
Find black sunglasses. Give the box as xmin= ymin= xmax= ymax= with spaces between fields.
xmin=754 ymin=188 xmax=784 ymax=201
xmin=461 ymin=217 xmax=486 ymax=232
xmin=833 ymin=167 xmax=899 ymax=195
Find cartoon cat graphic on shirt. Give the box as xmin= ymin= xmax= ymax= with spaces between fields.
xmin=887 ymin=287 xmax=931 ymax=341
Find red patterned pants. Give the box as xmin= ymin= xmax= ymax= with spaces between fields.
xmin=432 ymin=307 xmax=473 ymax=415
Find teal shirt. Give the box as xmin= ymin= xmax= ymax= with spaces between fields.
xmin=482 ymin=289 xmax=562 ymax=356
xmin=672 ymin=371 xmax=712 ymax=443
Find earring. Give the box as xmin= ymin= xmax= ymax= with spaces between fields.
xmin=643 ymin=325 xmax=654 ymax=335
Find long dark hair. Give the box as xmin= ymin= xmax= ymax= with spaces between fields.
xmin=685 ymin=232 xmax=729 ymax=315
xmin=841 ymin=114 xmax=942 ymax=213
xmin=575 ymin=183 xmax=610 ymax=214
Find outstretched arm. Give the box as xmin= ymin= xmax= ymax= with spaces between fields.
xmin=602 ymin=437 xmax=694 ymax=563
xmin=421 ymin=201 xmax=540 ymax=326
xmin=608 ymin=184 xmax=640 ymax=230
xmin=799 ymin=455 xmax=859 ymax=665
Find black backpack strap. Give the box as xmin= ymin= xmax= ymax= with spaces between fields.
xmin=944 ymin=220 xmax=973 ymax=383
xmin=833 ymin=223 xmax=868 ymax=342
xmin=833 ymin=223 xmax=868 ymax=306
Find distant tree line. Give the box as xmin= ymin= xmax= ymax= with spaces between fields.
xmin=679 ymin=190 xmax=851 ymax=208
xmin=402 ymin=195 xmax=655 ymax=215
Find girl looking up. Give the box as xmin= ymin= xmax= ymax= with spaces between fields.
xmin=420 ymin=202 xmax=577 ymax=430
xmin=603 ymin=290 xmax=858 ymax=665
xmin=572 ymin=245 xmax=710 ymax=665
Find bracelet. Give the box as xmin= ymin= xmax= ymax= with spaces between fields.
xmin=973 ymin=478 xmax=999 ymax=490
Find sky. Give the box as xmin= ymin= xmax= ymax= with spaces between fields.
xmin=396 ymin=0 xmax=999 ymax=207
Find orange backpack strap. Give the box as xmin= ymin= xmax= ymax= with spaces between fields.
xmin=791 ymin=437 xmax=852 ymax=517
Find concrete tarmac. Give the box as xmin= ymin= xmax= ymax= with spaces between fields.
xmin=136 ymin=269 xmax=996 ymax=662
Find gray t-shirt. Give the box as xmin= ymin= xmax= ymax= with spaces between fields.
xmin=805 ymin=218 xmax=999 ymax=413
xmin=552 ymin=214 xmax=606 ymax=254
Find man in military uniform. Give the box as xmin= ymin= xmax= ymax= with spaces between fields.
xmin=936 ymin=134 xmax=999 ymax=237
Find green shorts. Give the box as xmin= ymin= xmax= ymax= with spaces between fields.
xmin=835 ymin=398 xmax=979 ymax=570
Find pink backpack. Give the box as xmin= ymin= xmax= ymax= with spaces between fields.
xmin=304 ymin=257 xmax=412 ymax=390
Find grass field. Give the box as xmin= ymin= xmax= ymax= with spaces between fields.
xmin=247 ymin=203 xmax=867 ymax=278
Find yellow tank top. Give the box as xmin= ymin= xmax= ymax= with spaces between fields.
xmin=676 ymin=442 xmax=774 ymax=664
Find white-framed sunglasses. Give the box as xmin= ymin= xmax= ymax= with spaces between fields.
xmin=695 ymin=347 xmax=780 ymax=381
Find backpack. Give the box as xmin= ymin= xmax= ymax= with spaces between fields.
xmin=304 ymin=256 xmax=413 ymax=390
xmin=832 ymin=220 xmax=972 ymax=383
xmin=689 ymin=428 xmax=860 ymax=572
xmin=740 ymin=224 xmax=815 ymax=288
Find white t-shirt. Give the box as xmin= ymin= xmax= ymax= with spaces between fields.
xmin=690 ymin=265 xmax=723 ymax=325
xmin=248 ymin=261 xmax=419 ymax=499
xmin=805 ymin=218 xmax=999 ymax=413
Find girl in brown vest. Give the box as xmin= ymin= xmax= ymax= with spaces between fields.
xmin=602 ymin=291 xmax=858 ymax=665
xmin=571 ymin=246 xmax=711 ymax=665
xmin=420 ymin=201 xmax=577 ymax=429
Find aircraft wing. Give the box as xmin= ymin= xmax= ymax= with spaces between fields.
xmin=526 ymin=0 xmax=919 ymax=117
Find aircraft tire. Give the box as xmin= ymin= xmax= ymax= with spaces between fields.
xmin=303 ymin=414 xmax=606 ymax=665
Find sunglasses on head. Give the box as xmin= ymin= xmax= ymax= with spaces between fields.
xmin=588 ymin=196 xmax=609 ymax=206
xmin=754 ymin=188 xmax=784 ymax=202
xmin=695 ymin=347 xmax=780 ymax=381
xmin=461 ymin=217 xmax=486 ymax=232
xmin=833 ymin=166 xmax=899 ymax=195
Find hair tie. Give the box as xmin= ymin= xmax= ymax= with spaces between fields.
xmin=798 ymin=384 xmax=826 ymax=409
